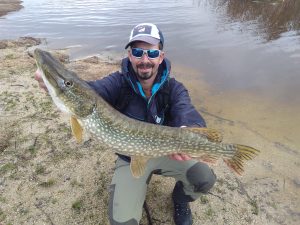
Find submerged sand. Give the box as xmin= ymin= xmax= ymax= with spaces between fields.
xmin=0 ymin=37 xmax=299 ymax=225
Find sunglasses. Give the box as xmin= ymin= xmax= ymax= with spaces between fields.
xmin=131 ymin=48 xmax=161 ymax=59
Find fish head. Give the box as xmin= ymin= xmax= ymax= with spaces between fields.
xmin=34 ymin=48 xmax=96 ymax=118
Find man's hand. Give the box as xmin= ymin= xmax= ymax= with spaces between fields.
xmin=169 ymin=153 xmax=192 ymax=161
xmin=34 ymin=69 xmax=48 ymax=92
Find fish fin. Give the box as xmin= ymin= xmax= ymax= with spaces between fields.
xmin=70 ymin=116 xmax=83 ymax=143
xmin=196 ymin=154 xmax=219 ymax=165
xmin=185 ymin=127 xmax=223 ymax=143
xmin=223 ymin=144 xmax=260 ymax=175
xmin=130 ymin=156 xmax=150 ymax=178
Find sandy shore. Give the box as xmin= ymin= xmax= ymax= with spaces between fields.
xmin=0 ymin=0 xmax=23 ymax=17
xmin=0 ymin=37 xmax=299 ymax=225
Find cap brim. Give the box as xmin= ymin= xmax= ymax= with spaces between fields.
xmin=125 ymin=36 xmax=160 ymax=49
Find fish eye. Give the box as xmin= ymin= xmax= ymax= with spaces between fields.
xmin=64 ymin=80 xmax=73 ymax=87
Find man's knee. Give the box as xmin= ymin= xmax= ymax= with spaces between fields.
xmin=186 ymin=162 xmax=216 ymax=193
xmin=108 ymin=184 xmax=139 ymax=225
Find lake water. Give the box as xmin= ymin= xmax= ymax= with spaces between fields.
xmin=1 ymin=0 xmax=300 ymax=219
xmin=1 ymin=0 xmax=299 ymax=103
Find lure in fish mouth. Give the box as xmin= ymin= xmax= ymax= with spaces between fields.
xmin=34 ymin=48 xmax=260 ymax=178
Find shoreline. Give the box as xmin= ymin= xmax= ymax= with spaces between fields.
xmin=0 ymin=37 xmax=299 ymax=224
xmin=0 ymin=0 xmax=23 ymax=17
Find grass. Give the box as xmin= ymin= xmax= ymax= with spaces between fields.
xmin=51 ymin=198 xmax=58 ymax=204
xmin=0 ymin=163 xmax=17 ymax=175
xmin=214 ymin=186 xmax=226 ymax=194
xmin=204 ymin=205 xmax=216 ymax=220
xmin=28 ymin=145 xmax=37 ymax=155
xmin=216 ymin=177 xmax=237 ymax=192
xmin=39 ymin=178 xmax=56 ymax=188
xmin=200 ymin=195 xmax=209 ymax=204
xmin=0 ymin=91 xmax=20 ymax=110
xmin=0 ymin=208 xmax=6 ymax=221
xmin=35 ymin=164 xmax=46 ymax=175
xmin=0 ymin=196 xmax=6 ymax=203
xmin=268 ymin=201 xmax=277 ymax=209
xmin=248 ymin=199 xmax=259 ymax=215
xmin=72 ymin=199 xmax=83 ymax=211
xmin=4 ymin=53 xmax=15 ymax=60
xmin=70 ymin=179 xmax=84 ymax=188
xmin=0 ymin=134 xmax=11 ymax=152
xmin=217 ymin=178 xmax=225 ymax=186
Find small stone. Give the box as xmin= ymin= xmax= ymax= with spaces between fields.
xmin=0 ymin=178 xmax=5 ymax=186
xmin=64 ymin=175 xmax=71 ymax=182
xmin=293 ymin=178 xmax=300 ymax=188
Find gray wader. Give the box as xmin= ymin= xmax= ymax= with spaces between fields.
xmin=108 ymin=156 xmax=216 ymax=225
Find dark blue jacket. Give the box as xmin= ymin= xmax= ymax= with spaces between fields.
xmin=88 ymin=57 xmax=206 ymax=160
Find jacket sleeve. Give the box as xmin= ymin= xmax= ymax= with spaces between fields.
xmin=86 ymin=71 xmax=122 ymax=106
xmin=167 ymin=79 xmax=206 ymax=127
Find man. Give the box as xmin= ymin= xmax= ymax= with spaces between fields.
xmin=35 ymin=23 xmax=216 ymax=225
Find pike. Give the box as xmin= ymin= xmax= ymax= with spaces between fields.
xmin=34 ymin=48 xmax=260 ymax=178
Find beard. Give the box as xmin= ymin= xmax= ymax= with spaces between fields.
xmin=136 ymin=62 xmax=155 ymax=80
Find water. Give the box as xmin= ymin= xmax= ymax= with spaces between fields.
xmin=1 ymin=0 xmax=299 ymax=105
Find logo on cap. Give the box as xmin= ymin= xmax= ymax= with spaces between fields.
xmin=133 ymin=25 xmax=152 ymax=37
xmin=138 ymin=27 xmax=145 ymax=32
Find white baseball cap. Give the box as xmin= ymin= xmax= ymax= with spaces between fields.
xmin=125 ymin=23 xmax=164 ymax=49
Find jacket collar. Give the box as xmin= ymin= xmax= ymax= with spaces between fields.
xmin=121 ymin=57 xmax=171 ymax=99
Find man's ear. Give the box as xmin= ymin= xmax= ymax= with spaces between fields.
xmin=159 ymin=51 xmax=165 ymax=64
xmin=128 ymin=49 xmax=133 ymax=62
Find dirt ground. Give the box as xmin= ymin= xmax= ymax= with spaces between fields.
xmin=0 ymin=37 xmax=299 ymax=225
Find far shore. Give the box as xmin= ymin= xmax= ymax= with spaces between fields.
xmin=0 ymin=0 xmax=23 ymax=17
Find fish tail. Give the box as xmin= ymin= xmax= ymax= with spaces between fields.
xmin=223 ymin=144 xmax=260 ymax=175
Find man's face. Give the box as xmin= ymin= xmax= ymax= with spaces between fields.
xmin=128 ymin=41 xmax=164 ymax=81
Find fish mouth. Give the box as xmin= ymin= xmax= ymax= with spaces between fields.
xmin=34 ymin=48 xmax=73 ymax=114
xmin=34 ymin=48 xmax=68 ymax=93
